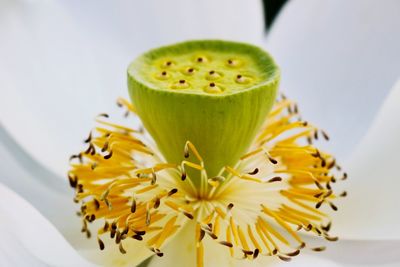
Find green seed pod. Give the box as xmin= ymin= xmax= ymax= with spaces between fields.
xmin=128 ymin=40 xmax=280 ymax=183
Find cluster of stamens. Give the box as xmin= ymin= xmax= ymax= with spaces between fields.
xmin=68 ymin=95 xmax=346 ymax=267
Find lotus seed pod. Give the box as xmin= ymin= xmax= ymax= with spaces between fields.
xmin=128 ymin=40 xmax=280 ymax=184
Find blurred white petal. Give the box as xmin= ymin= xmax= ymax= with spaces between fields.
xmin=266 ymin=0 xmax=400 ymax=160
xmin=0 ymin=182 xmax=95 ymax=267
xmin=148 ymin=221 xmax=341 ymax=267
xmin=333 ymin=79 xmax=400 ymax=239
xmin=0 ymin=127 xmax=93 ymax=249
xmin=0 ymin=0 xmax=263 ymax=177
xmin=315 ymin=239 xmax=400 ymax=266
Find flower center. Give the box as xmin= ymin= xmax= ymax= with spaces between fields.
xmin=69 ymin=95 xmax=346 ymax=267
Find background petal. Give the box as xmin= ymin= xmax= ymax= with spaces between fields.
xmin=0 ymin=0 xmax=264 ymax=177
xmin=0 ymin=182 xmax=95 ymax=267
xmin=314 ymin=239 xmax=400 ymax=266
xmin=333 ymin=79 xmax=400 ymax=239
xmin=266 ymin=0 xmax=400 ymax=160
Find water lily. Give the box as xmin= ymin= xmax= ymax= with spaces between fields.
xmin=1 ymin=0 xmax=400 ymax=267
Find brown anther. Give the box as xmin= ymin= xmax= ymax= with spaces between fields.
xmin=286 ymin=249 xmax=300 ymax=257
xmin=321 ymin=222 xmax=332 ymax=232
xmin=98 ymin=237 xmax=105 ymax=250
xmin=151 ymin=172 xmax=157 ymax=185
xmin=228 ymin=59 xmax=233 ymax=64
xmin=197 ymin=57 xmax=204 ymax=62
xmin=168 ymin=188 xmax=178 ymax=196
xmin=132 ymin=234 xmax=143 ymax=241
xmin=162 ymin=71 xmax=167 ymax=76
xmin=101 ymin=142 xmax=109 ymax=152
xmin=314 ymin=131 xmax=319 ymax=140
xmin=103 ymin=221 xmax=109 ymax=232
xmin=219 ymin=241 xmax=233 ymax=247
xmin=253 ymin=248 xmax=259 ymax=259
xmin=209 ymin=70 xmax=215 ymax=75
xmin=328 ymin=159 xmax=336 ymax=169
xmin=110 ymin=229 xmax=116 ymax=239
xmin=86 ymin=229 xmax=91 ymax=238
xmin=199 ymin=229 xmax=206 ymax=242
xmin=326 ymin=182 xmax=332 ymax=190
xmin=268 ymin=176 xmax=282 ymax=183
xmin=179 ymin=79 xmax=185 ymax=84
xmin=183 ymin=212 xmax=194 ymax=220
xmin=237 ymin=74 xmax=242 ymax=79
xmin=154 ymin=197 xmax=161 ymax=209
xmin=316 ymin=201 xmax=323 ymax=209
xmin=243 ymin=250 xmax=253 ymax=256
xmin=104 ymin=150 xmax=113 ymax=159
xmin=134 ymin=230 xmax=146 ymax=236
xmin=188 ymin=68 xmax=194 ymax=73
xmin=340 ymin=191 xmax=347 ymax=197
xmin=69 ymin=153 xmax=82 ymax=163
xmin=207 ymin=231 xmax=218 ymax=240
xmin=68 ymin=174 xmax=78 ymax=188
xmin=294 ymin=104 xmax=299 ymax=113
xmin=321 ymin=130 xmax=330 ymax=141
xmin=278 ymin=255 xmax=292 ymax=262
xmin=268 ymin=156 xmax=278 ymax=164
xmin=307 ymin=136 xmax=313 ymax=145
xmin=119 ymin=243 xmax=127 ymax=254
xmin=181 ymin=171 xmax=187 ymax=181
xmin=227 ymin=203 xmax=234 ymax=211
xmin=325 ymin=236 xmax=339 ymax=242
xmin=115 ymin=231 xmax=122 ymax=244
xmin=209 ymin=82 xmax=216 ymax=87
xmin=329 ymin=202 xmax=338 ymax=211
xmin=248 ymin=168 xmax=259 ymax=175
xmin=166 ymin=61 xmax=172 ymax=66
xmin=98 ymin=113 xmax=109 ymax=118
xmin=131 ymin=198 xmax=137 ymax=213
xmin=298 ymin=242 xmax=306 ymax=249
xmin=321 ymin=158 xmax=326 ymax=167
xmin=314 ymin=192 xmax=324 ymax=198
xmin=84 ymin=131 xmax=92 ymax=143
xmin=342 ymin=172 xmax=348 ymax=180
xmin=312 ymin=246 xmax=326 ymax=252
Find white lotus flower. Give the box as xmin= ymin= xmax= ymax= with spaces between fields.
xmin=1 ymin=0 xmax=400 ymax=267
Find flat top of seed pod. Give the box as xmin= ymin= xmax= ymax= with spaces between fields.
xmin=128 ymin=40 xmax=279 ymax=96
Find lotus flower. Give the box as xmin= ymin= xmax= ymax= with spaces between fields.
xmin=1 ymin=0 xmax=399 ymax=267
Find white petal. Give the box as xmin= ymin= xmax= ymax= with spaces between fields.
xmin=314 ymin=239 xmax=400 ymax=266
xmin=266 ymin=0 xmax=400 ymax=159
xmin=333 ymin=79 xmax=400 ymax=239
xmin=0 ymin=132 xmax=91 ymax=249
xmin=0 ymin=0 xmax=264 ymax=177
xmin=0 ymin=182 xmax=95 ymax=267
xmin=147 ymin=221 xmax=340 ymax=267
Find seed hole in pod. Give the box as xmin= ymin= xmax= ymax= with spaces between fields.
xmin=226 ymin=58 xmax=242 ymax=68
xmin=194 ymin=55 xmax=209 ymax=63
xmin=204 ymin=82 xmax=223 ymax=94
xmin=181 ymin=67 xmax=197 ymax=76
xmin=160 ymin=60 xmax=175 ymax=68
xmin=235 ymin=74 xmax=253 ymax=84
xmin=206 ymin=70 xmax=223 ymax=81
xmin=155 ymin=71 xmax=170 ymax=80
xmin=171 ymin=80 xmax=190 ymax=90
